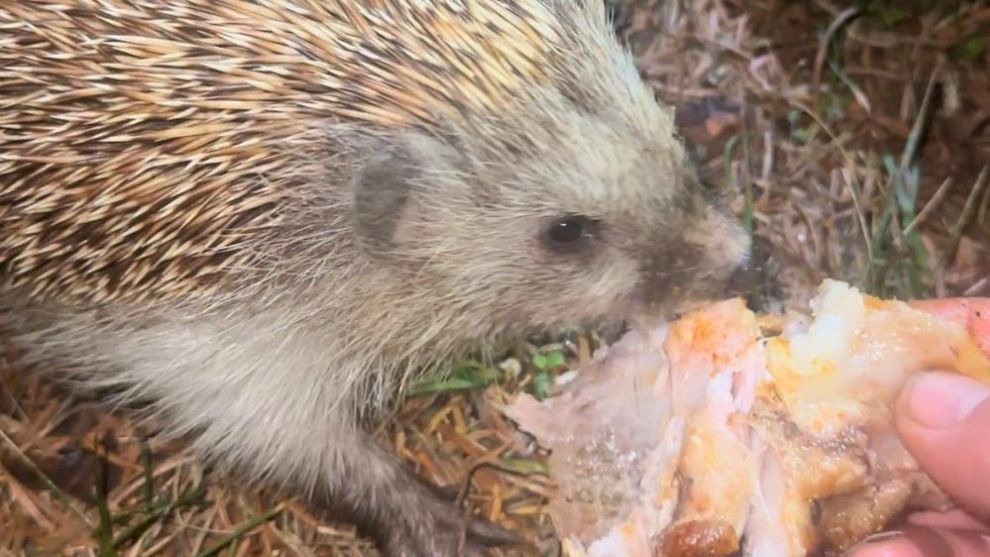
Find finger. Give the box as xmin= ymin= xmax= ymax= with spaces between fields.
xmin=895 ymin=372 xmax=990 ymax=518
xmin=848 ymin=527 xmax=990 ymax=557
xmin=908 ymin=298 xmax=990 ymax=357
xmin=909 ymin=509 xmax=987 ymax=532
xmin=848 ymin=535 xmax=921 ymax=557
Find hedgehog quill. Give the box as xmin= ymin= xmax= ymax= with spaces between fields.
xmin=0 ymin=1 xmax=751 ymax=555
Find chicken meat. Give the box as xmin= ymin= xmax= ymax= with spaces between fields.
xmin=505 ymin=279 xmax=990 ymax=557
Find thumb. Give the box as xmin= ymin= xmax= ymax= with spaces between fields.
xmin=895 ymin=372 xmax=990 ymax=519
xmin=847 ymin=526 xmax=990 ymax=557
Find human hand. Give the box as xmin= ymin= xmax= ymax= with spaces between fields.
xmin=849 ymin=372 xmax=990 ymax=556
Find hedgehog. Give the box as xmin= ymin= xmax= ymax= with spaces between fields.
xmin=0 ymin=1 xmax=752 ymax=555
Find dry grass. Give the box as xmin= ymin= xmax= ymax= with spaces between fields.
xmin=2 ymin=1 xmax=989 ymax=556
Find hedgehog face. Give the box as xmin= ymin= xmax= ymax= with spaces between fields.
xmin=506 ymin=130 xmax=753 ymax=328
xmin=349 ymin=120 xmax=750 ymax=336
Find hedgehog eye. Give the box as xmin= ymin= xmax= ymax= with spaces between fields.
xmin=542 ymin=214 xmax=600 ymax=253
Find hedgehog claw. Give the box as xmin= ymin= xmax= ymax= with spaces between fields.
xmin=422 ymin=486 xmax=522 ymax=546
xmin=378 ymin=489 xmax=522 ymax=557
xmin=467 ymin=516 xmax=524 ymax=547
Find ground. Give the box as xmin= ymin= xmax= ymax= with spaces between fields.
xmin=2 ymin=1 xmax=988 ymax=556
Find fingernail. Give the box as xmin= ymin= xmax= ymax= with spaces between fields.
xmin=843 ymin=531 xmax=903 ymax=556
xmin=863 ymin=531 xmax=903 ymax=544
xmin=903 ymin=372 xmax=990 ymax=429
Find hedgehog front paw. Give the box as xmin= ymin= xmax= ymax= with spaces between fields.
xmin=378 ymin=486 xmax=520 ymax=557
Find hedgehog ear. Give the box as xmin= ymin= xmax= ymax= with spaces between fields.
xmin=351 ymin=142 xmax=418 ymax=255
xmin=353 ymin=134 xmax=462 ymax=256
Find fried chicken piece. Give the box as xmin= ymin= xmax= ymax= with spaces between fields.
xmin=506 ymin=280 xmax=990 ymax=557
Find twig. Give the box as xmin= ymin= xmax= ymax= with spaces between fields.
xmin=903 ymin=176 xmax=953 ymax=236
xmin=940 ymin=166 xmax=988 ymax=270
xmin=899 ymin=61 xmax=943 ymax=170
xmin=792 ymin=100 xmax=873 ymax=267
xmin=92 ymin=441 xmax=117 ymax=557
xmin=812 ymin=6 xmax=863 ymax=110
xmin=454 ymin=459 xmax=535 ymax=555
xmin=964 ymin=277 xmax=990 ymax=297
xmin=0 ymin=428 xmax=92 ymax=528
xmin=194 ymin=503 xmax=285 ymax=557
xmin=111 ymin=480 xmax=209 ymax=548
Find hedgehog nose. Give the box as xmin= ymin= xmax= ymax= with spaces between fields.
xmin=724 ymin=235 xmax=781 ymax=312
xmin=725 ymin=258 xmax=757 ymax=298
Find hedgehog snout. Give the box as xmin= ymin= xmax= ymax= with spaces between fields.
xmin=630 ymin=218 xmax=751 ymax=320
